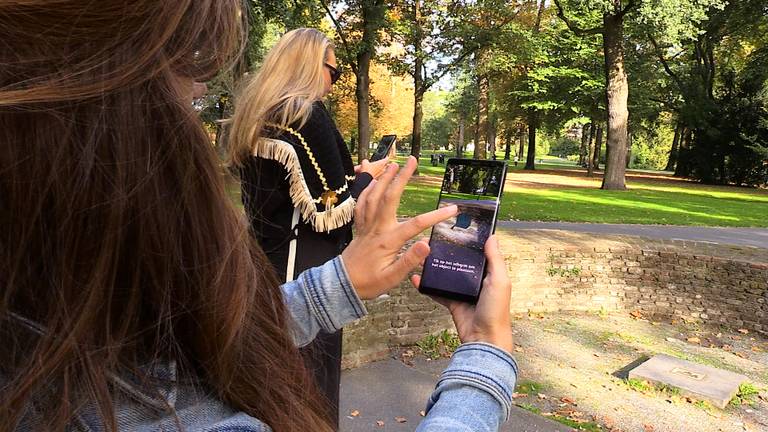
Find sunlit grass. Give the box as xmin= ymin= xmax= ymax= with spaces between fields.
xmin=396 ymin=156 xmax=768 ymax=227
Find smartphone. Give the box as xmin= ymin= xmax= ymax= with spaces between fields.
xmin=418 ymin=159 xmax=507 ymax=304
xmin=370 ymin=134 xmax=397 ymax=161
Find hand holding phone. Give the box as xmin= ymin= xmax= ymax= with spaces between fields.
xmin=411 ymin=235 xmax=513 ymax=354
xmin=370 ymin=135 xmax=397 ymax=162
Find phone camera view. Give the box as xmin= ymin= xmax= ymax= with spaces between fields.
xmin=421 ymin=162 xmax=505 ymax=298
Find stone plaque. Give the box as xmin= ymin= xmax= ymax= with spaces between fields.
xmin=628 ymin=354 xmax=748 ymax=408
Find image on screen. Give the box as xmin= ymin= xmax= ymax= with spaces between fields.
xmin=421 ymin=162 xmax=504 ymax=297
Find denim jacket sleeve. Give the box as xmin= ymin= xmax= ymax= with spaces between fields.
xmin=280 ymin=256 xmax=367 ymax=348
xmin=417 ymin=342 xmax=518 ymax=431
xmin=281 ymin=258 xmax=518 ymax=431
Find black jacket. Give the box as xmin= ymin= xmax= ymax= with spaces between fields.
xmin=240 ymin=101 xmax=371 ymax=281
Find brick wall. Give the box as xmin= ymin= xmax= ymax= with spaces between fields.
xmin=342 ymin=231 xmax=768 ymax=368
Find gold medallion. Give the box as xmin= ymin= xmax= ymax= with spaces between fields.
xmin=321 ymin=190 xmax=338 ymax=208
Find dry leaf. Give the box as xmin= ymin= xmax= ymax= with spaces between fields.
xmin=722 ymin=344 xmax=733 ymax=352
xmin=350 ymin=410 xmax=360 ymax=417
xmin=419 ymin=411 xmax=426 ymax=417
xmin=751 ymin=346 xmax=763 ymax=352
xmin=515 ymin=346 xmax=524 ymax=353
xmin=394 ymin=416 xmax=407 ymax=423
xmin=643 ymin=425 xmax=655 ymax=432
xmin=738 ymin=328 xmax=749 ymax=334
xmin=537 ymin=393 xmax=548 ymax=400
xmin=376 ymin=420 xmax=385 ymax=427
xmin=630 ymin=310 xmax=643 ymax=319
xmin=687 ymin=337 xmax=701 ymax=344
xmin=735 ymin=352 xmax=748 ymax=359
xmin=560 ymin=397 xmax=576 ymax=405
xmin=512 ymin=392 xmax=528 ymax=399
xmin=541 ymin=412 xmax=554 ymax=417
xmin=593 ymin=353 xmax=601 ymax=357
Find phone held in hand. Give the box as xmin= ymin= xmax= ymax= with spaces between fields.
xmin=370 ymin=134 xmax=397 ymax=162
xmin=418 ymin=158 xmax=507 ymax=304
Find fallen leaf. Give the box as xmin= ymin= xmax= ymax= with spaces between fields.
xmin=751 ymin=346 xmax=763 ymax=352
xmin=734 ymin=352 xmax=748 ymax=359
xmin=722 ymin=344 xmax=733 ymax=352
xmin=541 ymin=412 xmax=554 ymax=416
xmin=395 ymin=416 xmax=407 ymax=423
xmin=560 ymin=397 xmax=576 ymax=405
xmin=643 ymin=425 xmax=655 ymax=432
xmin=665 ymin=337 xmax=680 ymax=343
xmin=687 ymin=337 xmax=701 ymax=344
xmin=419 ymin=411 xmax=426 ymax=417
xmin=537 ymin=393 xmax=548 ymax=400
xmin=376 ymin=420 xmax=385 ymax=427
xmin=350 ymin=410 xmax=360 ymax=417
xmin=515 ymin=346 xmax=524 ymax=353
xmin=738 ymin=328 xmax=749 ymax=334
xmin=630 ymin=310 xmax=643 ymax=319
xmin=512 ymin=392 xmax=528 ymax=399
xmin=593 ymin=353 xmax=601 ymax=357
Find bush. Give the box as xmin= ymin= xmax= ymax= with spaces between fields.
xmin=549 ymin=136 xmax=581 ymax=157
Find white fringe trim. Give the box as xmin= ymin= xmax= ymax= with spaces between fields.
xmin=253 ymin=138 xmax=355 ymax=233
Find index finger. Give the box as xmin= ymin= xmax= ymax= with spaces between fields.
xmin=382 ymin=156 xmax=418 ymax=214
xmin=395 ymin=204 xmax=458 ymax=243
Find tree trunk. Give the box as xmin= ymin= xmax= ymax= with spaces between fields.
xmin=355 ymin=1 xmax=385 ymax=163
xmin=625 ymin=130 xmax=633 ymax=168
xmin=579 ymin=123 xmax=590 ymax=166
xmin=356 ymin=49 xmax=372 ymax=162
xmin=664 ymin=122 xmax=681 ymax=171
xmin=350 ymin=134 xmax=356 ymax=154
xmin=587 ymin=122 xmax=596 ymax=177
xmin=525 ymin=111 xmax=537 ymax=170
xmin=518 ymin=127 xmax=525 ymax=161
xmin=411 ymin=89 xmax=424 ymax=169
xmin=457 ymin=116 xmax=465 ymax=158
xmin=475 ymin=73 xmax=489 ymax=159
xmin=504 ymin=129 xmax=512 ymax=160
xmin=409 ymin=0 xmax=424 ymax=172
xmin=593 ymin=124 xmax=603 ymax=170
xmin=487 ymin=119 xmax=497 ymax=159
xmin=600 ymin=5 xmax=629 ymax=190
xmin=675 ymin=127 xmax=693 ymax=177
xmin=473 ymin=89 xmax=482 ymax=159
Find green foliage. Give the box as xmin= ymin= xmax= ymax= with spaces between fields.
xmin=549 ymin=137 xmax=581 ymax=157
xmin=630 ymin=122 xmax=675 ymax=170
xmin=416 ymin=330 xmax=461 ymax=360
xmin=729 ymin=382 xmax=761 ymax=407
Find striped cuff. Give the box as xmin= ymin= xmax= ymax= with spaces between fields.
xmin=299 ymin=256 xmax=367 ymax=332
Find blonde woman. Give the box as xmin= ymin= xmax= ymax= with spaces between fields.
xmin=229 ymin=28 xmax=388 ymax=426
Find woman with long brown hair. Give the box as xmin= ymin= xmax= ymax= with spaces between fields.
xmin=0 ymin=1 xmax=517 ymax=431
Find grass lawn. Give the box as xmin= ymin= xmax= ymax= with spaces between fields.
xmin=395 ymin=154 xmax=768 ymax=228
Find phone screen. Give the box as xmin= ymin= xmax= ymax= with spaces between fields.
xmin=419 ymin=159 xmax=507 ymax=303
xmin=370 ymin=135 xmax=397 ymax=161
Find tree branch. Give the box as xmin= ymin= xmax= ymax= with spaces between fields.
xmin=320 ymin=0 xmax=358 ymax=75
xmin=648 ymin=34 xmax=684 ymax=92
xmin=553 ymin=0 xmax=604 ymax=36
xmin=618 ymin=0 xmax=640 ymax=18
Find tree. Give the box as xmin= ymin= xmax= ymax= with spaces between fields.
xmin=323 ymin=0 xmax=388 ymax=162
xmin=553 ymin=0 xmax=724 ymax=189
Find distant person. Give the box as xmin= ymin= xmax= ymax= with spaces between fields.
xmin=229 ymin=28 xmax=389 ymax=427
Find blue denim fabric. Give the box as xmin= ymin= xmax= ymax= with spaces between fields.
xmin=7 ymin=257 xmax=517 ymax=431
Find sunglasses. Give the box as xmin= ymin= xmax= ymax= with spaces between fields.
xmin=325 ymin=63 xmax=341 ymax=85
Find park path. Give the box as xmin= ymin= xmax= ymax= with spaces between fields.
xmin=498 ymin=221 xmax=768 ymax=249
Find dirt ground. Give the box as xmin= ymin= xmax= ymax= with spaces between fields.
xmin=508 ymin=311 xmax=768 ymax=432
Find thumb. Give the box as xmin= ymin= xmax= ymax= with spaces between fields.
xmin=387 ymin=241 xmax=430 ymax=285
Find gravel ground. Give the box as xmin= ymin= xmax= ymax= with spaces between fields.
xmin=508 ymin=312 xmax=768 ymax=432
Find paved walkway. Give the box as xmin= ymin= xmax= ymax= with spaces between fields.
xmin=340 ymin=356 xmax=572 ymax=432
xmin=498 ymin=221 xmax=768 ymax=249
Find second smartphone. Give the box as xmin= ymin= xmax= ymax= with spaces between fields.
xmin=418 ymin=158 xmax=507 ymax=304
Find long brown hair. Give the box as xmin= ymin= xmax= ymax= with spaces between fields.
xmin=0 ymin=1 xmax=330 ymax=431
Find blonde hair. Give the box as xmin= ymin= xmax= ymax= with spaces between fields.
xmin=229 ymin=28 xmax=333 ymax=165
